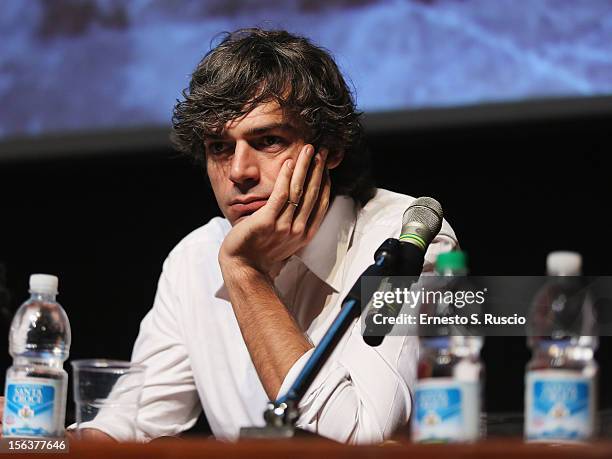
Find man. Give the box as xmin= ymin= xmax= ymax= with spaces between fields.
xmin=1 ymin=28 xmax=457 ymax=443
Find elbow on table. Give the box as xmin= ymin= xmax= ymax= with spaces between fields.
xmin=299 ymin=394 xmax=408 ymax=445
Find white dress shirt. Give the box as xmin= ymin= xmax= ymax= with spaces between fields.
xmin=84 ymin=188 xmax=457 ymax=443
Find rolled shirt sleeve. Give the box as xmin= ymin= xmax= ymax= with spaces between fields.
xmin=277 ymin=332 xmax=418 ymax=444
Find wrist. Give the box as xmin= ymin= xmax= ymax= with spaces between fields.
xmin=219 ymin=247 xmax=285 ymax=280
xmin=219 ymin=254 xmax=271 ymax=285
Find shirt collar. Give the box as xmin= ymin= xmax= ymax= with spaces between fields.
xmin=293 ymin=195 xmax=356 ymax=292
xmin=214 ymin=195 xmax=357 ymax=300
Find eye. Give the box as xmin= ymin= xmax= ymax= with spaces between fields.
xmin=255 ymin=135 xmax=286 ymax=152
xmin=206 ymin=141 xmax=230 ymax=155
xmin=262 ymin=136 xmax=281 ymax=146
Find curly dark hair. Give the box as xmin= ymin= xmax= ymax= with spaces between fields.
xmin=171 ymin=28 xmax=375 ymax=206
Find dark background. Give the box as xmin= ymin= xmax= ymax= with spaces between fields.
xmin=1 ymin=109 xmax=611 ymax=432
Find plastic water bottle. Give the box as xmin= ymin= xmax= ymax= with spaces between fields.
xmin=525 ymin=251 xmax=598 ymax=442
xmin=411 ymin=251 xmax=483 ymax=443
xmin=435 ymin=251 xmax=484 ymax=360
xmin=2 ymin=274 xmax=71 ymax=438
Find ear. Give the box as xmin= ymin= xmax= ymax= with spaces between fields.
xmin=323 ymin=148 xmax=344 ymax=170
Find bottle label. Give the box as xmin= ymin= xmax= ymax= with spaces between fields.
xmin=2 ymin=377 xmax=63 ymax=438
xmin=411 ymin=378 xmax=480 ymax=442
xmin=525 ymin=370 xmax=595 ymax=441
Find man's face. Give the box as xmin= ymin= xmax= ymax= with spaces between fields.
xmin=205 ymin=101 xmax=306 ymax=225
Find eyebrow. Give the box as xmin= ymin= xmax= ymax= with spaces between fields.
xmin=205 ymin=122 xmax=297 ymax=140
xmin=244 ymin=122 xmax=297 ymax=136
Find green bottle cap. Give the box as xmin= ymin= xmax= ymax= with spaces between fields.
xmin=436 ymin=251 xmax=468 ymax=272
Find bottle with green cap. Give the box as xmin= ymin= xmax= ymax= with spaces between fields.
xmin=411 ymin=250 xmax=483 ymax=443
xmin=436 ymin=250 xmax=468 ymax=275
xmin=436 ymin=251 xmax=484 ymax=358
xmin=2 ymin=274 xmax=71 ymax=438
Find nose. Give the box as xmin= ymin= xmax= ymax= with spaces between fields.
xmin=229 ymin=140 xmax=260 ymax=192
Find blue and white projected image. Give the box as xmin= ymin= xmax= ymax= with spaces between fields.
xmin=1 ymin=0 xmax=611 ymax=142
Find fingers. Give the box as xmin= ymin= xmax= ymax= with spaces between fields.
xmin=292 ymin=148 xmax=327 ymax=234
xmin=289 ymin=144 xmax=315 ymax=204
xmin=265 ymin=144 xmax=328 ymax=242
xmin=277 ymin=144 xmax=315 ymax=226
xmin=305 ymin=168 xmax=331 ymax=242
xmin=265 ymin=158 xmax=294 ymax=216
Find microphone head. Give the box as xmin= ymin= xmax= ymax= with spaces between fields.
xmin=400 ymin=197 xmax=443 ymax=251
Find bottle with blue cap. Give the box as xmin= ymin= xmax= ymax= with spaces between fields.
xmin=2 ymin=274 xmax=71 ymax=438
xmin=525 ymin=251 xmax=598 ymax=442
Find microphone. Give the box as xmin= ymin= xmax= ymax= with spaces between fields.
xmin=363 ymin=197 xmax=443 ymax=346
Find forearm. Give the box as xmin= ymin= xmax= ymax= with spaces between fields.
xmin=221 ymin=259 xmax=313 ymax=400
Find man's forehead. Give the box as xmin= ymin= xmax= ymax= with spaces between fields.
xmin=222 ymin=101 xmax=293 ymax=134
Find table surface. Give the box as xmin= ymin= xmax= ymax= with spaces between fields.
xmin=8 ymin=437 xmax=612 ymax=459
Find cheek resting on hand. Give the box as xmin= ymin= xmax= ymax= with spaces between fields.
xmin=218 ymin=145 xmax=330 ymax=277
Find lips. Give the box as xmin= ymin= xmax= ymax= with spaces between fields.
xmin=230 ymin=199 xmax=268 ymax=218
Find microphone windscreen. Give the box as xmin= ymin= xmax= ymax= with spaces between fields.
xmin=400 ymin=197 xmax=443 ymax=249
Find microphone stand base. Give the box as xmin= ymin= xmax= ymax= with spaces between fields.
xmin=239 ymin=399 xmax=333 ymax=441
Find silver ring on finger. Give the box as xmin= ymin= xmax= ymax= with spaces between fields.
xmin=287 ymin=200 xmax=299 ymax=207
